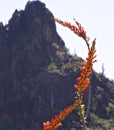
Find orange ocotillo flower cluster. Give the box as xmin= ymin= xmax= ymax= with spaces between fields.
xmin=43 ymin=100 xmax=80 ymax=130
xmin=54 ymin=18 xmax=90 ymax=48
xmin=54 ymin=17 xmax=97 ymax=93
xmin=74 ymin=39 xmax=97 ymax=93
xmin=43 ymin=18 xmax=97 ymax=130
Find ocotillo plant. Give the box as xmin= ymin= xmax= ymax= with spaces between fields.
xmin=43 ymin=18 xmax=97 ymax=130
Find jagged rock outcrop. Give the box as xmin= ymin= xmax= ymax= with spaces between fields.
xmin=0 ymin=1 xmax=114 ymax=130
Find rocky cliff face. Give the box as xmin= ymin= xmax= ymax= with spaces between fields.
xmin=0 ymin=1 xmax=114 ymax=130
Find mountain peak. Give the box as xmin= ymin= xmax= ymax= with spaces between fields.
xmin=25 ymin=0 xmax=45 ymax=10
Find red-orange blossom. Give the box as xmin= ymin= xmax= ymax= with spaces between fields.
xmin=74 ymin=39 xmax=97 ymax=93
xmin=43 ymin=18 xmax=97 ymax=130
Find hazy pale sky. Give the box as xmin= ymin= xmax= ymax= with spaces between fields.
xmin=0 ymin=0 xmax=114 ymax=80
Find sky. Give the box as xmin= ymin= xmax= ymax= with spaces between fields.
xmin=0 ymin=0 xmax=114 ymax=80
